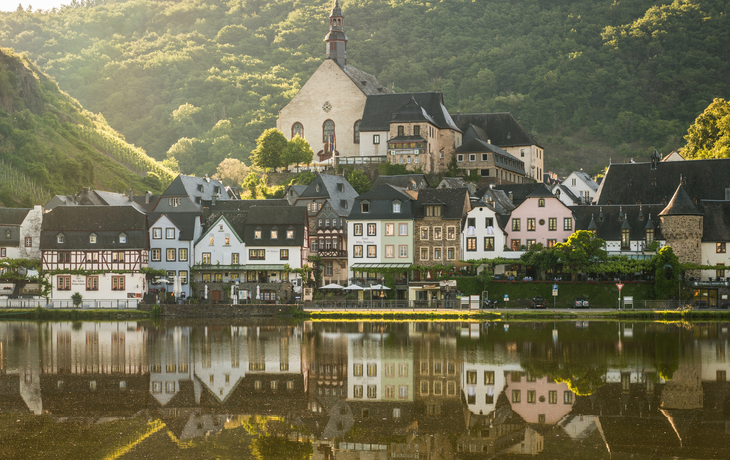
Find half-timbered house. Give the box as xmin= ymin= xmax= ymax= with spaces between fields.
xmin=41 ymin=206 xmax=149 ymax=305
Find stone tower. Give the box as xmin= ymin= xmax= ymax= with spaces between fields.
xmin=325 ymin=0 xmax=347 ymax=67
xmin=658 ymin=183 xmax=703 ymax=277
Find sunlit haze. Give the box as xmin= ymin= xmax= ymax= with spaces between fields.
xmin=1 ymin=1 xmax=71 ymax=13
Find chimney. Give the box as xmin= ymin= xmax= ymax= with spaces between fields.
xmin=128 ymin=189 xmax=133 ymax=202
xmin=456 ymin=110 xmax=461 ymax=122
xmin=202 ymin=206 xmax=210 ymax=220
xmin=212 ymin=195 xmax=216 ymax=205
xmin=145 ymin=191 xmax=152 ymax=204
xmin=508 ymin=191 xmax=513 ymax=203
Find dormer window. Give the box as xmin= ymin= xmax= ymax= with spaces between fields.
xmin=425 ymin=205 xmax=441 ymax=217
xmin=316 ymin=184 xmax=320 ymax=193
xmin=5 ymin=230 xmax=10 ymax=239
xmin=338 ymin=183 xmax=344 ymax=192
xmin=198 ymin=185 xmax=204 ymax=192
xmin=271 ymin=228 xmax=278 ymax=239
xmin=392 ymin=201 xmax=401 ymax=213
xmin=57 ymin=233 xmax=65 ymax=244
xmin=214 ymin=186 xmax=220 ymax=194
xmin=341 ymin=199 xmax=348 ymax=209
xmin=646 ymin=228 xmax=655 ymax=245
xmin=90 ymin=233 xmax=97 ymax=244
xmin=119 ymin=233 xmax=127 ymax=243
xmin=538 ymin=198 xmax=545 ymax=207
xmin=361 ymin=201 xmax=370 ymax=213
xmin=286 ymin=227 xmax=294 ymax=239
xmin=254 ymin=227 xmax=262 ymax=239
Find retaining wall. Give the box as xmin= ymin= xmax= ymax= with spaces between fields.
xmin=158 ymin=303 xmax=297 ymax=317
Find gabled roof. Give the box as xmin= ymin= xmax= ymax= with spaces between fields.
xmin=438 ymin=177 xmax=467 ymax=188
xmin=162 ymin=175 xmax=229 ymax=208
xmin=342 ymin=64 xmax=393 ymax=96
xmin=297 ymin=174 xmax=358 ymax=216
xmin=456 ymin=139 xmax=526 ymax=174
xmin=698 ymin=201 xmax=730 ymax=242
xmin=453 ymin=112 xmax=540 ymax=147
xmin=372 ymin=174 xmax=430 ymax=190
xmin=0 ymin=208 xmax=31 ymax=226
xmin=658 ymin=184 xmax=702 ymax=216
xmin=594 ymin=158 xmax=730 ymax=205
xmin=473 ymin=188 xmax=516 ymax=214
xmin=527 ymin=184 xmax=555 ymax=199
xmin=242 ymin=206 xmax=306 ymax=246
xmin=41 ymin=206 xmax=148 ymax=249
xmin=414 ymin=188 xmax=469 ymax=220
xmin=360 ymin=92 xmax=461 ymax=132
xmin=572 ymin=205 xmax=665 ymax=241
xmin=552 ymin=184 xmax=581 ymax=204
xmin=148 ymin=212 xmax=201 ymax=241
xmin=568 ymin=171 xmax=599 ymax=192
xmin=390 ymin=96 xmax=436 ymax=124
xmin=349 ymin=185 xmax=415 ymax=220
xmin=197 ymin=215 xmax=244 ymax=246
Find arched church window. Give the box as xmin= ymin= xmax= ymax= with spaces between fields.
xmin=323 ymin=120 xmax=335 ymax=144
xmin=292 ymin=122 xmax=303 ymax=139
xmin=354 ymin=120 xmax=361 ymax=144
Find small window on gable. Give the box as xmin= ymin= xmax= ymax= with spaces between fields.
xmin=254 ymin=227 xmax=262 ymax=239
xmin=57 ymin=233 xmax=65 ymax=244
xmin=271 ymin=228 xmax=278 ymax=239
xmin=538 ymin=198 xmax=545 ymax=207
xmin=4 ymin=230 xmax=10 ymax=239
xmin=392 ymin=201 xmax=401 ymax=213
xmin=198 ymin=185 xmax=204 ymax=192
xmin=316 ymin=184 xmax=320 ymax=193
xmin=119 ymin=233 xmax=127 ymax=243
xmin=286 ymin=227 xmax=294 ymax=239
xmin=90 ymin=233 xmax=97 ymax=244
xmin=361 ymin=201 xmax=370 ymax=213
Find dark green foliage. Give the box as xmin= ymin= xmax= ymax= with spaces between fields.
xmin=684 ymin=98 xmax=730 ymax=159
xmin=377 ymin=162 xmax=411 ymax=176
xmin=251 ymin=128 xmax=287 ymax=172
xmin=649 ymin=245 xmax=680 ymax=299
xmin=344 ymin=167 xmax=371 ymax=194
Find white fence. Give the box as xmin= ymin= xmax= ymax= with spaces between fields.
xmin=0 ymin=298 xmax=140 ymax=309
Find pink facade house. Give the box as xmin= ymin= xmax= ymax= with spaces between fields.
xmin=506 ymin=185 xmax=575 ymax=251
xmin=506 ymin=372 xmax=575 ymax=425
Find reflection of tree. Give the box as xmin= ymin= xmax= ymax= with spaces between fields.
xmin=522 ymin=356 xmax=607 ymax=396
xmin=251 ymin=436 xmax=313 ymax=460
xmin=654 ymin=333 xmax=679 ymax=381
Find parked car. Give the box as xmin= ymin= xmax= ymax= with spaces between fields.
xmin=573 ymin=297 xmax=589 ymax=308
xmin=530 ymin=297 xmax=547 ymax=309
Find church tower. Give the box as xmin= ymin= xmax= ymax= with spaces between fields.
xmin=325 ymin=0 xmax=347 ymax=67
xmin=658 ymin=181 xmax=703 ymax=278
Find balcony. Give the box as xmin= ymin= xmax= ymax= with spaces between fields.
xmin=316 ymin=249 xmax=347 ymax=258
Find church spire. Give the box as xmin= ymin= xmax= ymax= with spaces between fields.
xmin=325 ymin=0 xmax=347 ymax=67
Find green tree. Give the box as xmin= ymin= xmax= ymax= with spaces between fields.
xmin=345 ymin=168 xmax=371 ymax=195
xmin=683 ymin=98 xmax=730 ymax=159
xmin=554 ymin=230 xmax=607 ymax=280
xmin=243 ymin=171 xmax=264 ymax=199
xmin=216 ymin=158 xmax=250 ymax=187
xmin=648 ymin=245 xmax=681 ymax=299
xmin=251 ymin=128 xmax=287 ymax=173
xmin=282 ymin=135 xmax=314 ymax=169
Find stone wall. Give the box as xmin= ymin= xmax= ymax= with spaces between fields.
xmin=660 ymin=214 xmax=703 ymax=277
xmin=158 ymin=303 xmax=297 ymax=318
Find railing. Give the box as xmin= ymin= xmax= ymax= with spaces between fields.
xmin=316 ymin=249 xmax=348 ymax=258
xmin=310 ymin=299 xmax=464 ymax=310
xmin=0 ymin=298 xmax=141 ymax=309
xmin=349 ymin=278 xmax=384 ymax=287
xmin=335 ymin=156 xmax=387 ymax=166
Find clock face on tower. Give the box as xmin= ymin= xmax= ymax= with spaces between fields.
xmin=322 ymin=101 xmax=332 ymax=113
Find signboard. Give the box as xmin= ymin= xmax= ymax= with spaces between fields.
xmin=616 ymin=283 xmax=624 ymax=291
xmin=504 ymin=294 xmax=509 ymax=302
xmin=303 ymin=287 xmax=313 ymax=302
xmin=552 ymin=289 xmax=558 ymax=297
xmin=439 ymin=280 xmax=457 ymax=287
xmin=470 ymin=295 xmax=480 ymax=310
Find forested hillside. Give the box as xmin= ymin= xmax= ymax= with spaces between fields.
xmin=0 ymin=47 xmax=174 ymax=207
xmin=1 ymin=0 xmax=729 ymax=177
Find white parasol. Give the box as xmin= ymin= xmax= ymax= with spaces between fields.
xmin=342 ymin=284 xmax=364 ymax=291
xmin=320 ymin=283 xmax=345 ymax=290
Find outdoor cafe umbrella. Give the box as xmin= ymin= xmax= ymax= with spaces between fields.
xmin=173 ymin=275 xmax=181 ymax=299
xmin=342 ymin=284 xmax=364 ymax=291
xmin=368 ymin=284 xmax=391 ymax=302
xmin=320 ymin=283 xmax=345 ymax=290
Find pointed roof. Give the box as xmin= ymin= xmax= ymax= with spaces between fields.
xmin=526 ymin=184 xmax=555 ymax=199
xmin=587 ymin=215 xmax=598 ymax=231
xmin=360 ymin=92 xmax=460 ymax=132
xmin=329 ymin=0 xmax=343 ymax=17
xmin=452 ymin=112 xmax=540 ymax=147
xmin=658 ymin=183 xmax=702 ymax=216
xmin=390 ymin=96 xmax=436 ymax=124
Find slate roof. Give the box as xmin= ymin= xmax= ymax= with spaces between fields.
xmin=698 ymin=201 xmax=730 ymax=242
xmin=492 ymin=183 xmax=544 ymax=207
xmin=360 ymin=92 xmax=461 ymax=132
xmin=349 ymin=185 xmax=415 ymax=220
xmin=413 ymin=188 xmax=469 ymax=220
xmin=452 ymin=113 xmax=540 ymax=147
xmin=552 ymin=184 xmax=581 ymax=204
xmin=41 ymin=206 xmax=149 ymax=250
xmin=0 ymin=208 xmax=31 ymax=226
xmin=162 ymin=175 xmax=229 ymax=209
xmin=242 ymin=206 xmax=307 ymax=246
xmin=390 ymin=97 xmax=436 ymax=124
xmin=571 ymin=205 xmax=665 ymax=242
xmin=297 ymin=174 xmax=358 ymax=216
xmin=570 ymin=170 xmax=599 ymax=192
xmin=594 ymin=158 xmax=730 ymax=205
xmin=438 ymin=177 xmax=467 ymax=188
xmin=148 ymin=212 xmax=201 ymax=241
xmin=658 ymin=184 xmax=702 ymax=216
xmin=473 ymin=188 xmax=516 ymax=214
xmin=342 ymin=64 xmax=393 ymax=96
xmin=372 ymin=174 xmax=430 ymax=190
xmin=456 ymin=139 xmax=526 ymax=175
xmin=527 ymin=184 xmax=555 ymax=198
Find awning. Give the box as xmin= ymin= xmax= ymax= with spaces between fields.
xmin=351 ymin=263 xmax=412 ymax=269
xmin=195 ymin=264 xmax=288 ymax=271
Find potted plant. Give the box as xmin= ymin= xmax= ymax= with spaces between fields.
xmin=71 ymin=292 xmax=83 ymax=308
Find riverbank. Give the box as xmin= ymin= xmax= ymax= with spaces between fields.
xmin=0 ymin=307 xmax=151 ymax=320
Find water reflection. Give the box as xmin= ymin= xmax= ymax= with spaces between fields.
xmin=1 ymin=320 xmax=729 ymax=458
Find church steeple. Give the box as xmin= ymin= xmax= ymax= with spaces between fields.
xmin=324 ymin=0 xmax=347 ymax=67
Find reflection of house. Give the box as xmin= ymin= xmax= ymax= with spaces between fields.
xmin=148 ymin=213 xmax=202 ymax=299
xmin=505 ymin=372 xmax=574 ymax=425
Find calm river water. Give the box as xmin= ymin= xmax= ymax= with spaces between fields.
xmin=0 ymin=319 xmax=728 ymax=459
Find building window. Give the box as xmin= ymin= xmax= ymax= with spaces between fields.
xmin=57 ymin=234 xmax=64 ymax=244
xmin=367 ymin=245 xmax=376 ymax=258
xmin=457 ymin=154 xmax=464 ymax=162
xmin=538 ymin=198 xmax=545 ymax=207
xmin=512 ymin=390 xmax=521 ymax=403
xmin=385 ymin=245 xmax=395 ymax=258
xmin=564 ymin=391 xmax=573 ymax=404
xmin=354 ymin=245 xmax=363 ymax=258
xmin=621 ymin=229 xmax=630 ymax=250
xmin=512 ymin=219 xmax=521 ymax=231
xmin=57 ymin=275 xmax=71 ymax=290
xmin=392 ymin=201 xmax=401 ymax=213
xmin=527 ymin=218 xmax=536 ymax=231
xmin=280 ymin=249 xmax=289 ymax=260
xmin=399 ymin=245 xmax=408 ymax=258
xmin=511 ymin=239 xmax=521 ymax=251
xmin=119 ymin=233 xmax=127 ymax=243
xmin=646 ymin=229 xmax=655 ymax=246
xmin=354 ymin=363 xmax=363 ymax=376
xmin=151 ymin=249 xmax=161 ymax=261
xmin=367 ymin=224 xmax=376 ymax=236
xmin=549 ymin=218 xmax=557 ymax=231
xmin=547 ymin=239 xmax=556 ymax=248
xmin=420 ymin=247 xmax=429 ymax=261
xmin=179 ymin=248 xmax=188 ymax=261
xmin=354 ymin=120 xmax=361 ymax=143
xmin=373 ymin=134 xmax=380 ymax=144
xmin=202 ymin=274 xmax=211 ymax=282
xmin=433 ymin=227 xmax=442 ymax=240
xmin=24 ymin=236 xmax=32 ymax=247
xmin=58 ymin=252 xmax=71 ymax=263
xmin=718 ymin=243 xmax=726 ymax=254
xmin=323 ymin=120 xmax=335 ymax=144
xmin=484 ymin=237 xmax=494 ymax=251
xmin=292 ymin=122 xmax=303 ymax=139
xmin=397 ymin=125 xmax=404 ymax=136
xmin=112 ymin=276 xmax=125 ymax=291
xmin=180 ymin=271 xmax=188 ymax=285
xmin=164 ymin=248 xmax=175 ymax=261
xmin=420 ymin=227 xmax=429 ymax=240
xmin=325 ymin=261 xmax=333 ymax=276
xmin=153 ymin=228 xmax=161 ymax=239
xmin=249 ymin=249 xmax=265 ymax=260
xmin=528 ymin=390 xmax=536 ymax=404
xmin=254 ymin=228 xmax=262 ymax=239
xmin=717 ymin=263 xmax=725 ymax=278
xmin=485 ymin=371 xmax=495 ymax=385
xmin=354 ymin=224 xmax=363 ymax=236
xmin=467 ymin=237 xmax=477 ymax=251
xmin=354 ymin=385 xmax=363 ymax=398
xmin=399 ymin=223 xmax=408 ymax=236
xmin=166 ymin=228 xmax=175 ymax=239
xmin=564 ymin=217 xmax=573 ymax=231
xmin=384 ymin=223 xmax=395 ymax=236
xmin=526 ymin=239 xmax=536 ymax=249
xmin=433 ymin=248 xmax=442 ymax=260
xmin=231 ymin=253 xmax=239 ymax=265
xmin=271 ymin=228 xmax=278 ymax=239
xmin=447 ymin=226 xmax=456 ymax=240
xmin=361 ymin=202 xmax=370 ymax=213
